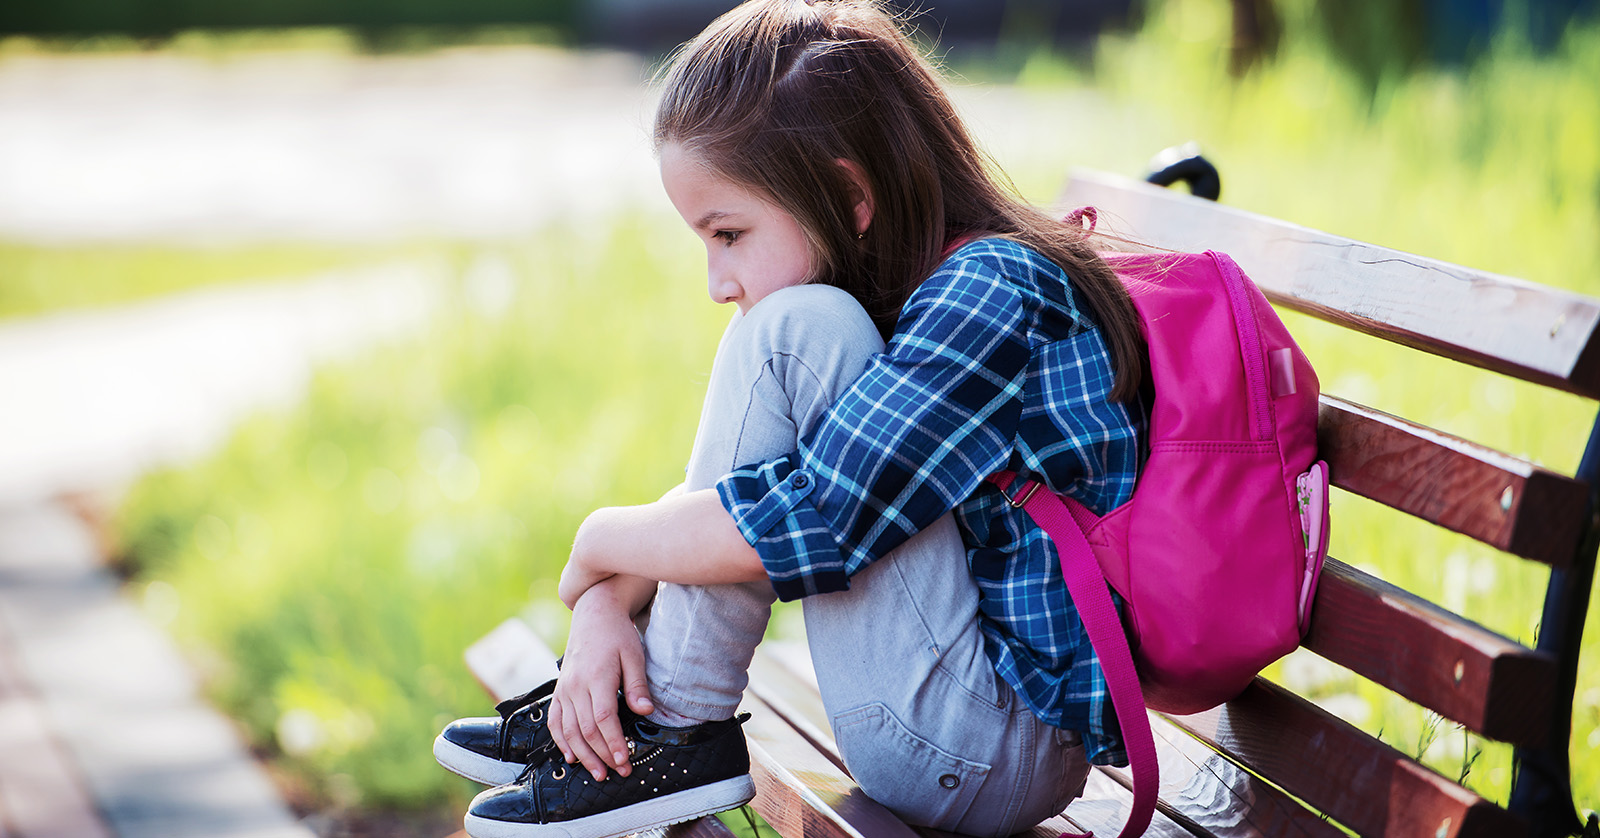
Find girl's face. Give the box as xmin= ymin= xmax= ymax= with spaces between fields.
xmin=660 ymin=142 xmax=816 ymax=313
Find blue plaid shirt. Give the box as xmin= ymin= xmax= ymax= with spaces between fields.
xmin=716 ymin=238 xmax=1144 ymax=766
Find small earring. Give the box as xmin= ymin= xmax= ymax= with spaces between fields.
xmin=856 ymin=231 xmax=865 ymax=241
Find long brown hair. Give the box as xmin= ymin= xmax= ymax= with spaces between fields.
xmin=653 ymin=0 xmax=1145 ymax=402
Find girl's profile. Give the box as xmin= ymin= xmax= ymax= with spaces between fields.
xmin=435 ymin=1 xmax=1148 ymax=835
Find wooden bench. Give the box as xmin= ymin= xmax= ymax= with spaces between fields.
xmin=464 ymin=167 xmax=1598 ymax=838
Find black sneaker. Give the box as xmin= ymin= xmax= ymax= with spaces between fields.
xmin=462 ymin=710 xmax=755 ymax=838
xmin=435 ymin=679 xmax=559 ymax=786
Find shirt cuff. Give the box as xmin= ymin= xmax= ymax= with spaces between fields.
xmin=716 ymin=454 xmax=851 ymax=602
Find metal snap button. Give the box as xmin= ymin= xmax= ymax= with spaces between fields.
xmin=938 ymin=773 xmax=959 ymax=789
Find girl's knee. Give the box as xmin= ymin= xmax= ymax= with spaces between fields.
xmin=714 ymin=284 xmax=886 ymax=414
xmin=737 ymin=283 xmax=884 ymax=360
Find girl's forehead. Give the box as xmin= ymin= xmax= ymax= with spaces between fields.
xmin=658 ymin=141 xmax=698 ymax=173
xmin=661 ymin=144 xmax=713 ymax=183
xmin=661 ymin=144 xmax=759 ymax=195
xmin=660 ymin=143 xmax=764 ymax=215
xmin=660 ymin=143 xmax=718 ymax=185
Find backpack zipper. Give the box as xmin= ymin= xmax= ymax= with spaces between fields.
xmin=1212 ymin=252 xmax=1273 ymax=440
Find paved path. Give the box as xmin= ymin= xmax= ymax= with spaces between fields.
xmin=0 ymin=502 xmax=313 ymax=838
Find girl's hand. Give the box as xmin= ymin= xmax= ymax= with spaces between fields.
xmin=548 ymin=583 xmax=655 ymax=781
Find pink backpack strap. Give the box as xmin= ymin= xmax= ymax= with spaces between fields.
xmin=992 ymin=471 xmax=1156 ymax=838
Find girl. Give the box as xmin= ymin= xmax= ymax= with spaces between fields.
xmin=434 ymin=1 xmax=1148 ymax=836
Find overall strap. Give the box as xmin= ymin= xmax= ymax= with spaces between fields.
xmin=992 ymin=471 xmax=1157 ymax=838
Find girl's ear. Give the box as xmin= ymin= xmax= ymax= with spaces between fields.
xmin=834 ymin=158 xmax=875 ymax=236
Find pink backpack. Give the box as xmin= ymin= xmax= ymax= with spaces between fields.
xmin=992 ymin=247 xmax=1330 ymax=838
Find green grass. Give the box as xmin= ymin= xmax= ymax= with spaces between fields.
xmin=105 ymin=0 xmax=1600 ymax=824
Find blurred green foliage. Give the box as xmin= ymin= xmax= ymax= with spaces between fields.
xmin=1075 ymin=0 xmax=1600 ymax=288
xmin=0 ymin=0 xmax=578 ymax=42
xmin=103 ymin=0 xmax=1600 ymax=824
xmin=1306 ymin=0 xmax=1595 ymax=91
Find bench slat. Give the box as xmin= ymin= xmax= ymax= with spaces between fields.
xmin=1061 ymin=170 xmax=1600 ymax=398
xmin=1099 ymin=721 xmax=1345 ymax=838
xmin=751 ymin=642 xmax=1320 ymax=838
xmin=464 ymin=617 xmax=561 ymax=701
xmin=746 ymin=649 xmax=1181 ymax=838
xmin=740 ymin=658 xmax=1095 ymax=838
xmin=1319 ymin=396 xmax=1587 ymax=566
xmin=1169 ymin=678 xmax=1527 ymax=838
xmin=1304 ymin=558 xmax=1556 ymax=746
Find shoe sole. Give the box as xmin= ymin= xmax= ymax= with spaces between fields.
xmin=434 ymin=732 xmax=527 ymax=786
xmin=462 ymin=774 xmax=756 ymax=838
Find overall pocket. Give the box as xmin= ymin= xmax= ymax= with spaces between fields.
xmin=831 ymin=702 xmax=990 ymax=830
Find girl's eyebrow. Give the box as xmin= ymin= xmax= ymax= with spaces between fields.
xmin=694 ymin=210 xmax=735 ymax=231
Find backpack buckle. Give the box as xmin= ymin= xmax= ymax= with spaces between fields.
xmin=1006 ymin=481 xmax=1041 ymax=508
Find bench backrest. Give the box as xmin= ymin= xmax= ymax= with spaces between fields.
xmin=1059 ymin=170 xmax=1598 ymax=838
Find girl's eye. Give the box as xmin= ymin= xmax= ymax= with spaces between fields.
xmin=712 ymin=229 xmax=742 ymax=245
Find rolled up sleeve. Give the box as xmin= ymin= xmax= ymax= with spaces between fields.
xmin=716 ymin=455 xmax=848 ymax=600
xmin=717 ymin=253 xmax=1040 ymax=601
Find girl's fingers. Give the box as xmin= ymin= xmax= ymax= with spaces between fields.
xmin=547 ymin=697 xmax=571 ymax=762
xmin=557 ymin=691 xmax=609 ymax=780
xmin=621 ymin=645 xmax=654 ymax=716
xmin=588 ymin=685 xmax=632 ymax=777
xmin=566 ymin=722 xmax=609 ymax=780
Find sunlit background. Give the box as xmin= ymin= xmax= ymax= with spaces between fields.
xmin=0 ymin=0 xmax=1597 ymax=835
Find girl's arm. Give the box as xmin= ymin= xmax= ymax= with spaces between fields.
xmin=558 ymin=489 xmax=764 ymax=607
xmin=547 ymin=576 xmax=656 ymax=780
xmin=549 ymin=496 xmax=758 ymax=779
xmin=558 ymin=481 xmax=699 ymax=608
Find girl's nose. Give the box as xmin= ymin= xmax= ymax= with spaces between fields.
xmin=707 ymin=265 xmax=740 ymax=305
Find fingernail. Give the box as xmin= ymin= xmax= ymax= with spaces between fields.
xmin=614 ymin=751 xmax=627 ymax=764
